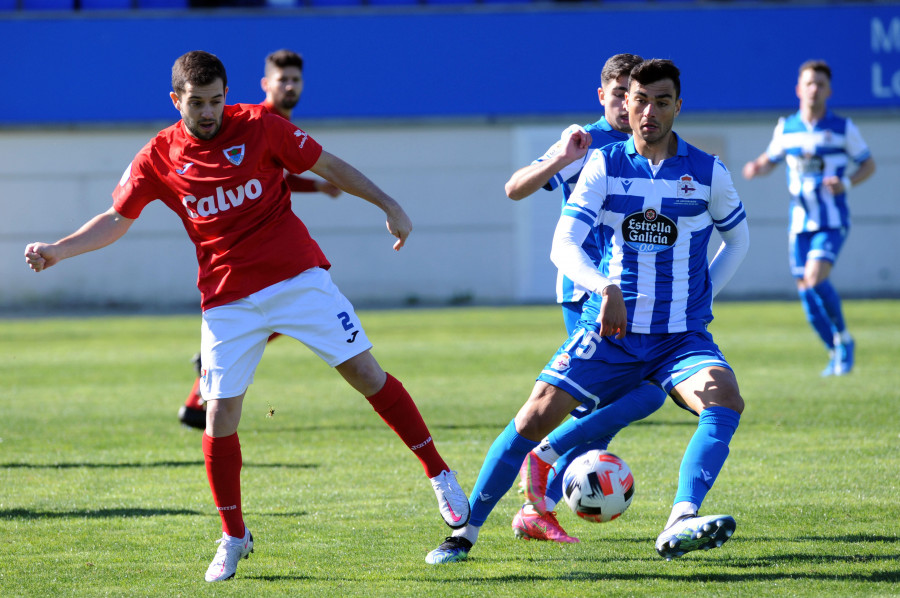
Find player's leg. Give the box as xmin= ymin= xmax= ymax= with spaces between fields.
xmin=426 ymin=381 xmax=581 ymax=564
xmin=199 ymin=302 xmax=270 ymax=582
xmin=654 ymin=340 xmax=743 ymax=560
xmin=792 ymin=231 xmax=841 ymax=375
xmin=179 ymin=333 xmax=283 ymax=429
xmin=804 ymin=229 xmax=853 ymax=375
xmin=269 ymin=268 xmax=469 ymax=529
xmin=335 ymin=350 xmax=470 ymax=529
xmin=178 ymin=353 xmax=206 ymax=429
xmin=511 ymin=380 xmax=666 ymax=542
xmin=540 ymin=381 xmax=667 ymax=511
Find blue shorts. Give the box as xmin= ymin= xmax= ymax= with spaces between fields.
xmin=789 ymin=228 xmax=847 ymax=278
xmin=536 ymin=322 xmax=732 ymax=417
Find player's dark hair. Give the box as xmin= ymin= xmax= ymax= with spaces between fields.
xmin=630 ymin=59 xmax=681 ymax=99
xmin=602 ymin=53 xmax=643 ymax=85
xmin=799 ymin=59 xmax=831 ymax=81
xmin=172 ymin=51 xmax=227 ymax=96
xmin=265 ymin=49 xmax=304 ymax=75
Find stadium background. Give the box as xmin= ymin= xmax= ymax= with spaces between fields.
xmin=1 ymin=2 xmax=898 ymax=310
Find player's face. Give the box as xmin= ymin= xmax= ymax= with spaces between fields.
xmin=598 ymin=75 xmax=631 ymax=133
xmin=263 ymin=65 xmax=304 ymax=113
xmin=626 ymin=78 xmax=682 ymax=146
xmin=796 ymin=68 xmax=831 ymax=112
xmin=170 ymin=80 xmax=227 ymax=141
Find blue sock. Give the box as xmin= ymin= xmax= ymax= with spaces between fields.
xmin=673 ymin=406 xmax=741 ymax=508
xmin=468 ymin=419 xmax=539 ymax=527
xmin=545 ymin=382 xmax=668 ymax=505
xmin=798 ymin=288 xmax=835 ymax=348
xmin=811 ymin=280 xmax=846 ymax=334
xmin=546 ymin=440 xmax=609 ymax=506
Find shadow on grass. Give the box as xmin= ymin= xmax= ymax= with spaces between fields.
xmin=1 ymin=461 xmax=318 ymax=470
xmin=248 ymin=574 xmax=315 ymax=581
xmin=0 ymin=507 xmax=202 ymax=520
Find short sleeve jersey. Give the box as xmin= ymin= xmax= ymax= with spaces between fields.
xmin=534 ymin=117 xmax=630 ymax=304
xmin=564 ymin=134 xmax=747 ymax=334
xmin=112 ymin=103 xmax=330 ymax=310
xmin=765 ymin=110 xmax=871 ymax=233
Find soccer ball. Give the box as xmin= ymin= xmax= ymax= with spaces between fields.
xmin=562 ymin=450 xmax=635 ymax=523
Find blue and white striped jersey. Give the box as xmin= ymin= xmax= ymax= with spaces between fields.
xmin=765 ymin=110 xmax=871 ymax=233
xmin=561 ymin=134 xmax=747 ymax=334
xmin=535 ymin=117 xmax=630 ymax=304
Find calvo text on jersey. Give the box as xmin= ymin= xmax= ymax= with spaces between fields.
xmin=181 ymin=179 xmax=263 ymax=218
xmin=623 ymin=208 xmax=678 ymax=253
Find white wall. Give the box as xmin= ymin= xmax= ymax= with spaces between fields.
xmin=2 ymin=114 xmax=898 ymax=311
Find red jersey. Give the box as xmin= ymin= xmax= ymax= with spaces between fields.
xmin=113 ymin=103 xmax=330 ymax=310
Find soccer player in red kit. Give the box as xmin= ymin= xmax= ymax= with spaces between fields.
xmin=24 ymin=50 xmax=470 ymax=582
xmin=178 ymin=49 xmax=341 ymax=429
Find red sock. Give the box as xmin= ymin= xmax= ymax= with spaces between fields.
xmin=184 ymin=377 xmax=203 ymax=410
xmin=366 ymin=373 xmax=448 ymax=478
xmin=202 ymin=432 xmax=245 ymax=538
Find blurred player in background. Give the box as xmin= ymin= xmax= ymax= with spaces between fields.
xmin=427 ymin=59 xmax=749 ymax=565
xmin=25 ymin=50 xmax=469 ymax=583
xmin=503 ymin=53 xmax=666 ymax=544
xmin=178 ymin=49 xmax=341 ymax=429
xmin=743 ymin=60 xmax=875 ymax=377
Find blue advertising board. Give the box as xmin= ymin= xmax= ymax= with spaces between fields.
xmin=0 ymin=3 xmax=898 ymax=125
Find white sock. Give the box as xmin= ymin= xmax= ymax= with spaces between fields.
xmin=665 ymin=501 xmax=698 ymax=530
xmin=533 ymin=438 xmax=560 ymax=465
xmin=451 ymin=524 xmax=480 ymax=545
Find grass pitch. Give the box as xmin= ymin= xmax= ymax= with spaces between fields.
xmin=1 ymin=300 xmax=899 ymax=597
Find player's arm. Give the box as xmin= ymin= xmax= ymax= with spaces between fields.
xmin=308 ymin=150 xmax=411 ymax=250
xmin=24 ymin=207 xmax=134 ymax=273
xmin=284 ymin=173 xmax=342 ymax=197
xmin=709 ymin=162 xmax=751 ymax=297
xmin=823 ymin=156 xmax=876 ymax=195
xmin=549 ymin=153 xmax=626 ymax=339
xmin=741 ymin=151 xmax=777 ymax=180
xmin=505 ymin=126 xmax=591 ymax=200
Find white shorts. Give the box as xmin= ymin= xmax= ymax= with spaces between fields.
xmin=199 ymin=267 xmax=373 ymax=400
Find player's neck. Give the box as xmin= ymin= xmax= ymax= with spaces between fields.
xmin=635 ymin=133 xmax=677 ymax=165
xmin=800 ymin=104 xmax=826 ymax=123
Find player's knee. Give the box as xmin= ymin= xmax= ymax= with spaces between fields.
xmin=715 ymin=392 xmax=744 ymax=415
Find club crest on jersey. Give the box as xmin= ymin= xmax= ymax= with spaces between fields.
xmin=552 ymin=352 xmax=571 ymax=371
xmin=223 ymin=145 xmax=246 ymax=166
xmin=677 ymin=175 xmax=696 ymax=198
xmin=623 ymin=208 xmax=678 ymax=253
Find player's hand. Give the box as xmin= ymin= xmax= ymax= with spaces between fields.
xmin=315 ymin=179 xmax=342 ymax=198
xmin=741 ymin=161 xmax=758 ymax=180
xmin=24 ymin=242 xmax=59 ymax=273
xmin=385 ymin=205 xmax=413 ymax=251
xmin=822 ymin=175 xmax=846 ymax=194
xmin=560 ymin=125 xmax=591 ymax=162
xmin=597 ymin=285 xmax=627 ymax=339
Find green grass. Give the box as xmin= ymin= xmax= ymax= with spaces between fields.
xmin=1 ymin=301 xmax=899 ymax=597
